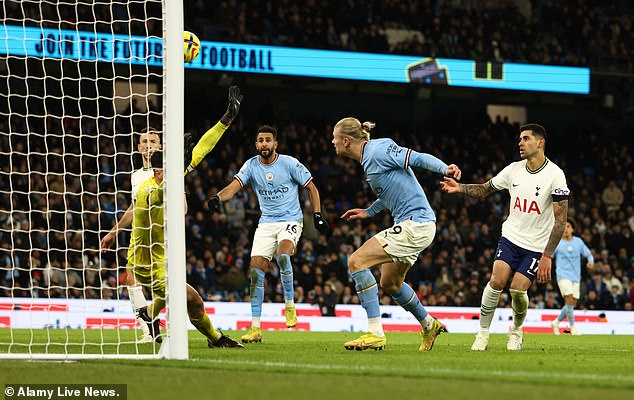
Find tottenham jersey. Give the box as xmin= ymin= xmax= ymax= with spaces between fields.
xmin=235 ymin=153 xmax=312 ymax=224
xmin=490 ymin=158 xmax=568 ymax=252
xmin=361 ymin=138 xmax=441 ymax=224
xmin=553 ymin=236 xmax=592 ymax=282
xmin=131 ymin=168 xmax=154 ymax=203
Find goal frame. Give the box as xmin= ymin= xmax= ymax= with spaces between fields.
xmin=0 ymin=0 xmax=188 ymax=360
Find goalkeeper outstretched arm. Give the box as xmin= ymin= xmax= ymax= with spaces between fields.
xmin=184 ymin=86 xmax=243 ymax=175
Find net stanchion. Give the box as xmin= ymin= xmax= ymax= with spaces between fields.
xmin=0 ymin=0 xmax=185 ymax=359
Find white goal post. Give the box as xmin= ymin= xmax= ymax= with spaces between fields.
xmin=0 ymin=0 xmax=188 ymax=359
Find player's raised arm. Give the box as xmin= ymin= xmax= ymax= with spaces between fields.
xmin=445 ymin=164 xmax=462 ymax=180
xmin=185 ymin=85 xmax=243 ymax=175
xmin=441 ymin=177 xmax=496 ymax=198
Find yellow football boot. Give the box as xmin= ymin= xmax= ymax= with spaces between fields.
xmin=240 ymin=327 xmax=262 ymax=343
xmin=344 ymin=332 xmax=387 ymax=351
xmin=285 ymin=305 xmax=297 ymax=328
xmin=419 ymin=318 xmax=447 ymax=351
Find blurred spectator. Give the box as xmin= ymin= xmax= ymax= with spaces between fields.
xmin=602 ymin=180 xmax=624 ymax=213
xmin=605 ymin=285 xmax=626 ymax=310
xmin=583 ymin=289 xmax=602 ymax=310
xmin=321 ymin=283 xmax=338 ymax=316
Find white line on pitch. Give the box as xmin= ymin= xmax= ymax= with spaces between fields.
xmin=193 ymin=358 xmax=634 ymax=383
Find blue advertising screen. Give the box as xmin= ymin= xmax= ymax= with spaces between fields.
xmin=1 ymin=25 xmax=590 ymax=94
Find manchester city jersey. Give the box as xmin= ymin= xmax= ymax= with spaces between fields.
xmin=553 ymin=236 xmax=592 ymax=282
xmin=490 ymin=158 xmax=569 ymax=252
xmin=361 ymin=138 xmax=439 ymax=224
xmin=235 ymin=153 xmax=312 ymax=223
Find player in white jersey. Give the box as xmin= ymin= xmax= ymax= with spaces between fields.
xmin=332 ymin=117 xmax=461 ymax=352
xmin=441 ymin=123 xmax=569 ymax=351
xmin=208 ymin=125 xmax=328 ymax=343
xmin=101 ymin=128 xmax=160 ymax=343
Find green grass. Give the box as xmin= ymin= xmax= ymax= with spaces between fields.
xmin=1 ymin=329 xmax=633 ymax=400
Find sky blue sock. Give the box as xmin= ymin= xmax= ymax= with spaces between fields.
xmin=566 ymin=304 xmax=575 ymax=326
xmin=557 ymin=306 xmax=567 ymax=322
xmin=275 ymin=254 xmax=294 ymax=302
xmin=250 ymin=268 xmax=265 ymax=318
xmin=389 ymin=283 xmax=428 ymax=322
xmin=351 ymin=270 xmax=380 ymax=319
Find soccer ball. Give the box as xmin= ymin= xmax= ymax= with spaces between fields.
xmin=183 ymin=31 xmax=200 ymax=63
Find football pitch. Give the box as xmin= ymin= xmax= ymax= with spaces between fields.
xmin=1 ymin=330 xmax=633 ymax=400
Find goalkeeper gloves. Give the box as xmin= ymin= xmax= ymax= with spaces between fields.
xmin=220 ymin=85 xmax=243 ymax=126
xmin=183 ymin=132 xmax=195 ymax=172
xmin=207 ymin=194 xmax=222 ymax=212
xmin=313 ymin=212 xmax=329 ymax=234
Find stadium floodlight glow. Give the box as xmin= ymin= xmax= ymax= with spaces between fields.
xmin=1 ymin=24 xmax=590 ymax=94
xmin=0 ymin=0 xmax=187 ymax=360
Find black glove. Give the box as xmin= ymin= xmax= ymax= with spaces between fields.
xmin=220 ymin=85 xmax=243 ymax=126
xmin=207 ymin=194 xmax=222 ymax=212
xmin=313 ymin=212 xmax=329 ymax=234
xmin=183 ymin=132 xmax=195 ymax=171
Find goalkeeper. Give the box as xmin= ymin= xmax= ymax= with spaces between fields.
xmin=130 ymin=86 xmax=244 ymax=347
xmin=100 ymin=127 xmax=162 ymax=343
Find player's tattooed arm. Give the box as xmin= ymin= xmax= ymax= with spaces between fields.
xmin=542 ymin=199 xmax=568 ymax=256
xmin=458 ymin=182 xmax=496 ymax=198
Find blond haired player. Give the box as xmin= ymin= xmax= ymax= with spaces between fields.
xmin=331 ymin=117 xmax=461 ymax=351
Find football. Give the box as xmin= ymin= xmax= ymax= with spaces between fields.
xmin=183 ymin=31 xmax=200 ymax=62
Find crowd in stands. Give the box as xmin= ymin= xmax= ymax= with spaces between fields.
xmin=2 ymin=110 xmax=633 ymax=314
xmin=186 ymin=0 xmax=634 ymax=68
xmin=2 ymin=0 xmax=634 ymax=314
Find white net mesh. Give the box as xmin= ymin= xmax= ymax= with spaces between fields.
xmin=0 ymin=0 xmax=168 ymax=358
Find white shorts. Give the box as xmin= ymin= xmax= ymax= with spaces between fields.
xmin=251 ymin=221 xmax=303 ymax=260
xmin=374 ymin=220 xmax=436 ymax=266
xmin=557 ymin=279 xmax=580 ymax=299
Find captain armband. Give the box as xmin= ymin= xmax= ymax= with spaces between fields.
xmin=552 ymin=187 xmax=570 ymax=202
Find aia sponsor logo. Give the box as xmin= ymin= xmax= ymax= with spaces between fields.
xmin=513 ymin=197 xmax=541 ymax=214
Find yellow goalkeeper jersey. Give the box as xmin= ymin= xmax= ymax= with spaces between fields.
xmin=128 ymin=176 xmax=165 ymax=269
xmin=126 ymin=168 xmax=154 ymax=262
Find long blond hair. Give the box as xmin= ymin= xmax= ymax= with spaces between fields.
xmin=335 ymin=117 xmax=374 ymax=141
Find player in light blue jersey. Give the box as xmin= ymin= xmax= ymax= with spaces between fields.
xmin=331 ymin=117 xmax=462 ymax=352
xmin=208 ymin=125 xmax=328 ymax=343
xmin=551 ymin=219 xmax=594 ymax=335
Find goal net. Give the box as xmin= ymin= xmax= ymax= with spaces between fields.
xmin=0 ymin=0 xmax=187 ymax=359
